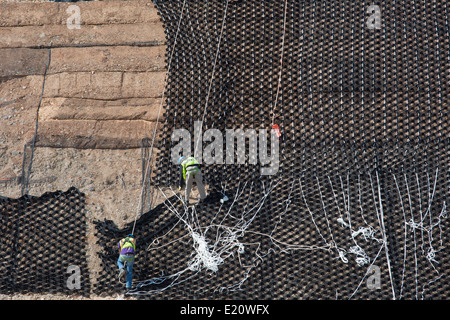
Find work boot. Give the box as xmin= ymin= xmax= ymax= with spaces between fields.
xmin=118 ymin=268 xmax=125 ymax=279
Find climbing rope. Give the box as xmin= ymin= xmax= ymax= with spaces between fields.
xmin=271 ymin=0 xmax=288 ymax=127
xmin=131 ymin=0 xmax=188 ymax=236
xmin=194 ymin=0 xmax=230 ymax=156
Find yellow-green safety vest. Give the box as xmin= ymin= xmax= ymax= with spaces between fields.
xmin=181 ymin=157 xmax=200 ymax=179
xmin=118 ymin=237 xmax=136 ymax=255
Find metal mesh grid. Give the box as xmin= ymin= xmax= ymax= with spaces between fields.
xmin=94 ymin=0 xmax=449 ymax=299
xmin=0 ymin=187 xmax=90 ymax=296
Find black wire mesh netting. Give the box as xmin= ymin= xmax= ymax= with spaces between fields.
xmin=0 ymin=187 xmax=90 ymax=296
xmin=94 ymin=0 xmax=449 ymax=299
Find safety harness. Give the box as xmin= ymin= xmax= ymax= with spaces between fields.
xmin=181 ymin=157 xmax=200 ymax=179
xmin=119 ymin=237 xmax=136 ymax=255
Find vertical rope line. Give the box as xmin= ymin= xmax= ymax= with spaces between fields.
xmin=376 ymin=171 xmax=396 ymax=300
xmin=271 ymin=0 xmax=288 ymax=126
xmin=132 ymin=0 xmax=187 ymax=235
xmin=194 ymin=0 xmax=229 ymax=156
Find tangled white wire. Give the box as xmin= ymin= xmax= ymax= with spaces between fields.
xmin=128 ymin=169 xmax=446 ymax=300
xmin=349 ymin=245 xmax=370 ymax=266
xmin=188 ymin=232 xmax=224 ymax=273
xmin=352 ymin=226 xmax=378 ymax=242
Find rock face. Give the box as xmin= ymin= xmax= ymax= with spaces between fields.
xmin=0 ymin=3 xmax=170 ymax=293
xmin=0 ymin=0 xmax=166 ymax=150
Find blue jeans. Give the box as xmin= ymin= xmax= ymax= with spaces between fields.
xmin=117 ymin=255 xmax=134 ymax=289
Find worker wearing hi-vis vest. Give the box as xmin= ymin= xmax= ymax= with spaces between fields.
xmin=178 ymin=156 xmax=207 ymax=204
xmin=117 ymin=234 xmax=136 ymax=290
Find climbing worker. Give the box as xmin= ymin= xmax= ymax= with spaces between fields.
xmin=117 ymin=234 xmax=136 ymax=291
xmin=178 ymin=156 xmax=207 ymax=204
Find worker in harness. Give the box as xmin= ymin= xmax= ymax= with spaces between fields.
xmin=117 ymin=234 xmax=136 ymax=290
xmin=178 ymin=156 xmax=207 ymax=205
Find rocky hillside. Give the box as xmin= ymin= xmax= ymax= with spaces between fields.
xmin=0 ymin=0 xmax=169 ymax=299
